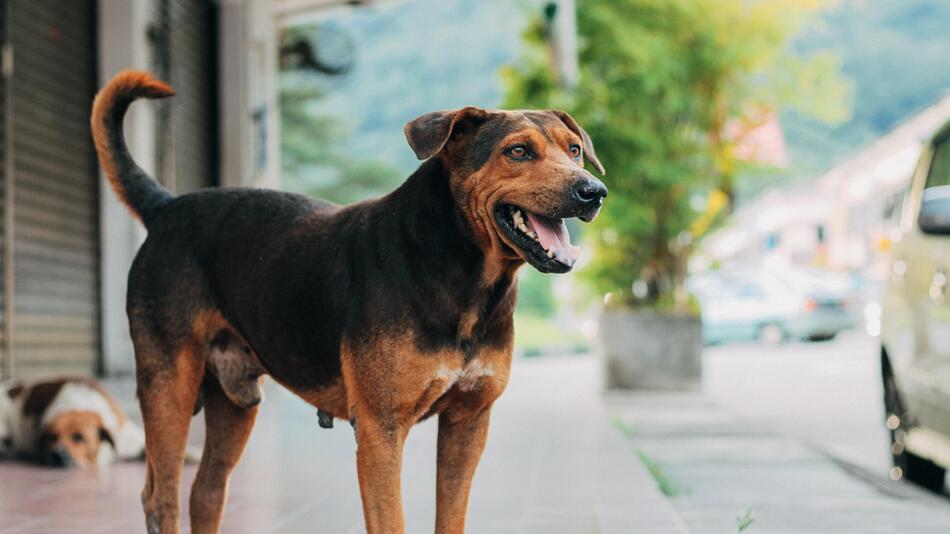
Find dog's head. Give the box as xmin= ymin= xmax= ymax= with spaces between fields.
xmin=405 ymin=108 xmax=607 ymax=274
xmin=37 ymin=410 xmax=114 ymax=468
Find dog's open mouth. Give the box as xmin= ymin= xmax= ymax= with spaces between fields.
xmin=494 ymin=204 xmax=579 ymax=273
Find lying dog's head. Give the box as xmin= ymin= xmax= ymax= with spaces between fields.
xmin=37 ymin=410 xmax=114 ymax=468
xmin=405 ymin=108 xmax=607 ymax=274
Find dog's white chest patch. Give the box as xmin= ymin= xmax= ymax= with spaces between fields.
xmin=434 ymin=359 xmax=495 ymax=392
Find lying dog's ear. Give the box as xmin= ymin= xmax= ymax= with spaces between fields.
xmin=99 ymin=427 xmax=115 ymax=450
xmin=548 ymin=110 xmax=605 ymax=175
xmin=404 ymin=107 xmax=490 ymax=160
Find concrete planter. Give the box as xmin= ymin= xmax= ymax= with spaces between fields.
xmin=600 ymin=307 xmax=702 ymax=390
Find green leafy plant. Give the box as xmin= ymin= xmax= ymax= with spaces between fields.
xmin=503 ymin=0 xmax=850 ymax=310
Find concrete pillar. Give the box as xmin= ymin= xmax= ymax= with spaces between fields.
xmin=97 ymin=0 xmax=154 ymax=376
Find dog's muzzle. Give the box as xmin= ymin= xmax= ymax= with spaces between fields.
xmin=46 ymin=447 xmax=74 ymax=468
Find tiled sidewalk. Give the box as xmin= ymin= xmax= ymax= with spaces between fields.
xmin=0 ymin=356 xmax=685 ymax=533
xmin=613 ymin=392 xmax=950 ymax=534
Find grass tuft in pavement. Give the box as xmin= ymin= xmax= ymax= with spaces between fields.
xmin=613 ymin=416 xmax=683 ymax=497
xmin=635 ymin=448 xmax=681 ymax=497
xmin=737 ymin=508 xmax=755 ymax=532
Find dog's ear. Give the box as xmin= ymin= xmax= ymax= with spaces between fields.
xmin=548 ymin=110 xmax=605 ymax=175
xmin=404 ymin=107 xmax=490 ymax=160
xmin=99 ymin=427 xmax=115 ymax=450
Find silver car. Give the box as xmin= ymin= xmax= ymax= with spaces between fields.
xmin=692 ymin=268 xmax=853 ymax=345
xmin=881 ymin=121 xmax=950 ymax=492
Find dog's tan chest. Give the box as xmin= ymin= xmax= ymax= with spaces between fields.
xmin=334 ymin=334 xmax=512 ymax=427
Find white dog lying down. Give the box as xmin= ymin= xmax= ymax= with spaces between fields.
xmin=0 ymin=377 xmax=145 ymax=468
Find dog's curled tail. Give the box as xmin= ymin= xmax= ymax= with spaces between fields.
xmin=91 ymin=70 xmax=175 ymax=227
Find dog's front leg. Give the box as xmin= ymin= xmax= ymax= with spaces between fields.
xmin=434 ymin=347 xmax=511 ymax=534
xmin=435 ymin=405 xmax=492 ymax=534
xmin=353 ymin=410 xmax=409 ymax=533
xmin=342 ymin=344 xmax=413 ymax=534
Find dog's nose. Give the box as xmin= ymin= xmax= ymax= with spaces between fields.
xmin=49 ymin=447 xmax=73 ymax=468
xmin=571 ymin=178 xmax=608 ymax=206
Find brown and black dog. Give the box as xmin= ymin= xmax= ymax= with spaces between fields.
xmin=90 ymin=71 xmax=606 ymax=534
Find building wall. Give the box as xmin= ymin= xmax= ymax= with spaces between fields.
xmin=702 ymin=95 xmax=950 ymax=276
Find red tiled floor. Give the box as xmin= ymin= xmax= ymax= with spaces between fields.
xmin=0 ymin=378 xmax=370 ymax=533
xmin=0 ymin=356 xmax=684 ymax=533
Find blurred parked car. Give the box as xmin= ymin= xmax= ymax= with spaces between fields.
xmin=881 ymin=120 xmax=950 ymax=492
xmin=691 ymin=268 xmax=853 ymax=345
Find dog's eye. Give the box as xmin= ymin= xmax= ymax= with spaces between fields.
xmin=71 ymin=432 xmax=85 ymax=443
xmin=506 ymin=145 xmax=530 ymax=160
xmin=569 ymin=145 xmax=581 ymax=160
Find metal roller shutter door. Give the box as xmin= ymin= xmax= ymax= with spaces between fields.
xmin=154 ymin=0 xmax=219 ymax=193
xmin=5 ymin=0 xmax=99 ymax=378
xmin=171 ymin=0 xmax=218 ymax=193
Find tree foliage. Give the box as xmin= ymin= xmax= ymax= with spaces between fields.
xmin=281 ymin=88 xmax=402 ymax=204
xmin=502 ymin=0 xmax=850 ymax=308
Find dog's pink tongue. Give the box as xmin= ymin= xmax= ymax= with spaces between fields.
xmin=525 ymin=212 xmax=579 ymax=265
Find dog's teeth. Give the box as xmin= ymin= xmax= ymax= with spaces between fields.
xmin=511 ymin=209 xmax=542 ymax=243
xmin=547 ymin=249 xmax=555 ymax=258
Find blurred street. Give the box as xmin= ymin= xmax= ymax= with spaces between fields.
xmin=704 ymin=331 xmax=891 ymax=476
xmin=613 ymin=331 xmax=950 ymax=533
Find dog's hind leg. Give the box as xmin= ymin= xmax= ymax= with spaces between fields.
xmin=136 ymin=336 xmax=205 ymax=534
xmin=189 ymin=377 xmax=257 ymax=534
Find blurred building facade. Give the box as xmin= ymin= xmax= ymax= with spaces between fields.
xmin=0 ymin=0 xmax=279 ymax=380
xmin=702 ymin=93 xmax=950 ymax=278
